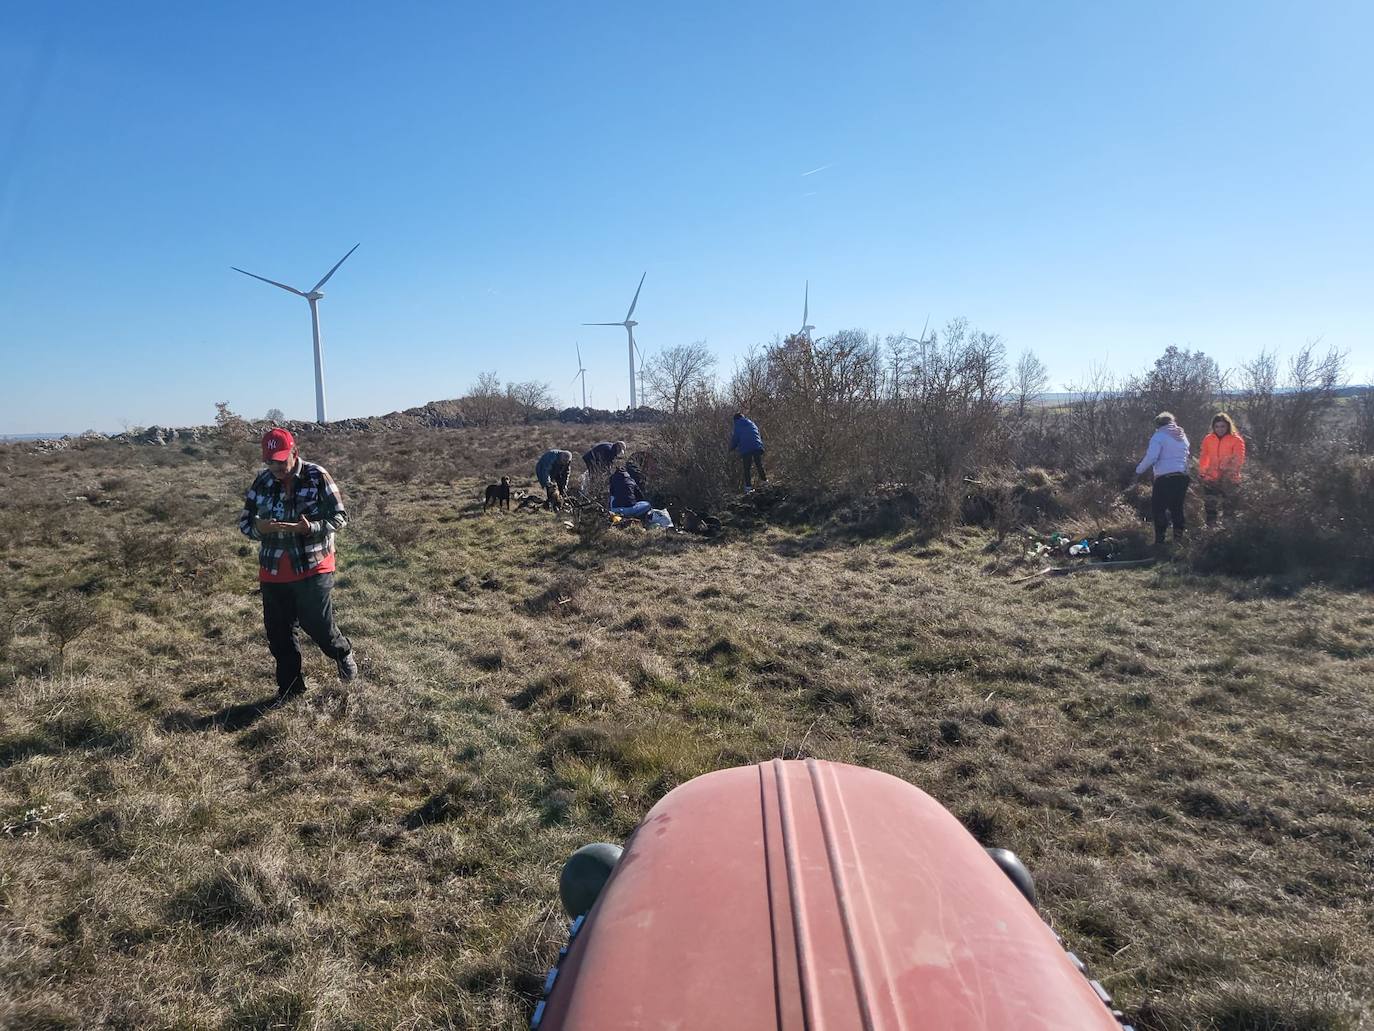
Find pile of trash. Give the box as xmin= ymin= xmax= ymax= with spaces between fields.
xmin=1025 ymin=531 xmax=1122 ymax=561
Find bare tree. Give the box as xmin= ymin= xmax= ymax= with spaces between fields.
xmin=462 ymin=372 xmax=506 ymax=426
xmin=264 ymin=408 xmax=286 ymax=423
xmin=645 ymin=342 xmax=717 ymax=414
xmin=1009 ymin=349 xmax=1050 ymax=418
xmin=1236 ymin=349 xmax=1282 ymax=458
xmin=727 ymin=346 xmax=770 ymax=416
xmin=1237 ymin=341 xmax=1346 ymax=468
xmin=505 ymin=380 xmax=554 ymax=416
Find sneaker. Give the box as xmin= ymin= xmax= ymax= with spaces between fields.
xmin=337 ymin=652 xmax=358 ymax=682
xmin=744 ymin=486 xmax=755 ymax=495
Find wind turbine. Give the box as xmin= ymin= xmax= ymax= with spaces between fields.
xmin=572 ymin=342 xmax=588 ymax=408
xmin=898 ymin=314 xmax=932 ymax=364
xmin=892 ymin=315 xmax=932 ymax=397
xmin=799 ymin=280 xmax=816 ymax=340
xmin=231 ymin=244 xmax=360 ymax=423
xmin=584 ymin=271 xmax=646 ymax=410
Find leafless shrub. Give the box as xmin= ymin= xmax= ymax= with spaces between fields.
xmin=43 ymin=592 xmax=102 ymax=663
xmin=1191 ymin=458 xmax=1374 ymax=582
xmin=1236 ymin=342 xmax=1347 ymax=474
xmin=115 ymin=526 xmax=163 ymax=575
xmin=654 ymin=402 xmax=738 ymax=510
xmin=1353 ymin=386 xmax=1374 ymax=455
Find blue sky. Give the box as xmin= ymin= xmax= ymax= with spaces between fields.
xmin=1 ymin=1 xmax=1370 ymax=433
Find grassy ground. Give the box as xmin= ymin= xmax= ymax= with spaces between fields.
xmin=1 ymin=426 xmax=1370 ymax=1030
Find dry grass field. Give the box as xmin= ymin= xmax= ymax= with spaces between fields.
xmin=1 ymin=424 xmax=1371 ymax=1030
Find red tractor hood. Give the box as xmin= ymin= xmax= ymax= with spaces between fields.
xmin=538 ymin=759 xmax=1125 ymax=1030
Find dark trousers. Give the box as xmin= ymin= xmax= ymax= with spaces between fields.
xmin=261 ymin=573 xmax=351 ymax=692
xmin=1203 ymin=481 xmax=1236 ymax=526
xmin=741 ymin=451 xmax=767 ymax=489
xmin=1151 ymin=473 xmax=1190 ymax=543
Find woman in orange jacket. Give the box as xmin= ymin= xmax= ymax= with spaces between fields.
xmin=1198 ymin=412 xmax=1246 ymax=526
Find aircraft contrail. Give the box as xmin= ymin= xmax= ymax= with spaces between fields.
xmin=801 ymin=164 xmax=832 ymax=177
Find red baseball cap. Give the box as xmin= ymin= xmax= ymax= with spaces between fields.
xmin=262 ymin=428 xmax=295 ymax=462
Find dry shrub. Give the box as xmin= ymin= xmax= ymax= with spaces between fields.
xmin=654 ymin=403 xmax=738 ymax=511
xmin=1352 ymin=387 xmax=1374 ymax=455
xmin=961 ymin=469 xmax=1057 ymax=539
xmin=43 ymin=592 xmax=102 ymax=662
xmin=1190 ymin=459 xmax=1374 ymax=582
xmin=114 ymin=526 xmax=163 ymax=576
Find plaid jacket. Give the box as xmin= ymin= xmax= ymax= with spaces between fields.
xmin=238 ymin=460 xmax=348 ymax=575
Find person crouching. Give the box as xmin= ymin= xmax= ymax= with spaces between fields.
xmin=608 ymin=465 xmax=651 ymax=521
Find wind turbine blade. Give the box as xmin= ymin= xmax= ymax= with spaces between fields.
xmin=576 ymin=342 xmax=583 ymax=367
xmin=310 ymin=243 xmax=360 ymax=293
xmin=625 ymin=271 xmax=646 ymax=320
xmin=571 ymin=371 xmax=582 ymax=385
xmin=803 ymin=280 xmax=809 ymax=326
xmin=232 ymin=267 xmax=306 ymax=296
xmin=920 ymin=314 xmax=930 ymax=343
xmin=584 ymin=322 xmax=624 ymax=326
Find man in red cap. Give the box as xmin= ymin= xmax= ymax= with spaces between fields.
xmin=238 ymin=427 xmax=356 ymax=698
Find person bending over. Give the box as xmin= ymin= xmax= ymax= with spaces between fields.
xmin=1135 ymin=412 xmax=1191 ymax=546
xmin=536 ymin=448 xmax=573 ymax=509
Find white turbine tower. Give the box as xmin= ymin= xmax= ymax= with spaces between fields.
xmin=799 ymin=280 xmax=816 ymax=340
xmin=584 ymin=271 xmax=646 ymax=411
xmin=232 ymin=243 xmax=360 ymax=423
xmin=634 ymin=339 xmax=647 ymax=407
xmin=572 ymin=342 xmax=588 ymax=408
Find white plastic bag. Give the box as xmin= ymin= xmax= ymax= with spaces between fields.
xmin=647 ymin=508 xmax=673 ymax=528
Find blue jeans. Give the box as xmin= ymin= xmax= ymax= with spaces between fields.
xmin=611 ymin=501 xmax=652 ymax=519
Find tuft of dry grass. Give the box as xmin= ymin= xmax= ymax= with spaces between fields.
xmin=0 ymin=425 xmax=1370 ymax=1029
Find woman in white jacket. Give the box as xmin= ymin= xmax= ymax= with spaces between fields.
xmin=1135 ymin=412 xmax=1191 ymax=545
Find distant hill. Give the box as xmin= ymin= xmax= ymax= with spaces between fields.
xmin=0 ymin=433 xmax=75 ymax=442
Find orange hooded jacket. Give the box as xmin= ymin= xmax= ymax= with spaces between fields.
xmin=1199 ymin=430 xmax=1246 ymax=483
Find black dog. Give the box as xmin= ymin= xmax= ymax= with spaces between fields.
xmin=483 ymin=476 xmax=511 ymax=512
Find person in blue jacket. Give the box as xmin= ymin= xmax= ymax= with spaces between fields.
xmin=730 ymin=413 xmax=767 ymax=493
xmin=608 ymin=466 xmax=651 ymax=520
